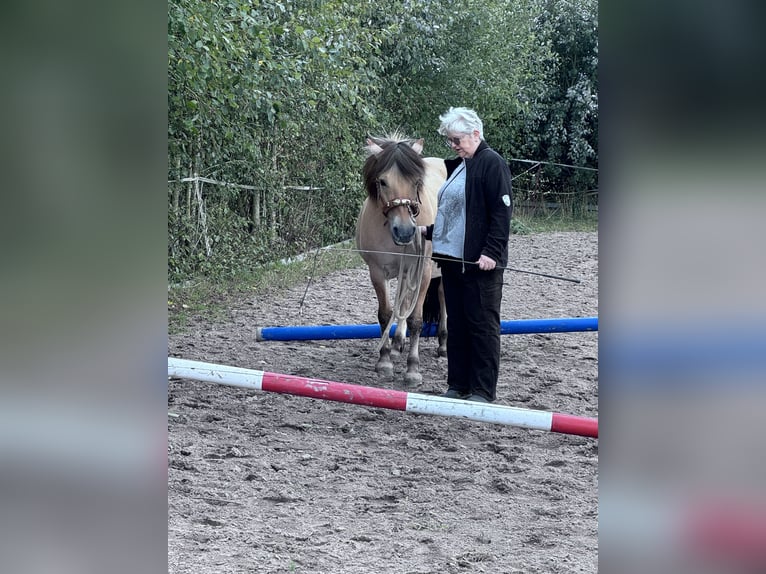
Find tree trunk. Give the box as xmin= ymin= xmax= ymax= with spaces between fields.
xmin=172 ymin=156 xmax=180 ymax=215
xmin=186 ymin=160 xmax=193 ymax=219
xmin=251 ymin=188 xmax=260 ymax=232
xmin=194 ymin=174 xmax=212 ymax=257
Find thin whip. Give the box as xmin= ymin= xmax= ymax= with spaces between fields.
xmin=329 ymin=246 xmax=581 ymax=284
xmin=297 ymin=246 xmax=322 ymax=315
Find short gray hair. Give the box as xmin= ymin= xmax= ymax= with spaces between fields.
xmin=437 ymin=107 xmax=484 ymax=140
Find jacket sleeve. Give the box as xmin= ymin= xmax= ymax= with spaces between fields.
xmin=481 ymin=156 xmax=513 ymax=263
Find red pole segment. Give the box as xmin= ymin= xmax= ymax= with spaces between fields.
xmin=551 ymin=412 xmax=599 ymax=438
xmin=261 ymin=372 xmax=408 ymax=411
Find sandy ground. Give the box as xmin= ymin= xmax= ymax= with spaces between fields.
xmin=168 ymin=231 xmax=598 ymax=573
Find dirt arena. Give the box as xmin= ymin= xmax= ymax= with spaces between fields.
xmin=168 ymin=231 xmax=598 ymax=573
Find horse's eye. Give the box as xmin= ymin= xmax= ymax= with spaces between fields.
xmin=378 ymin=179 xmax=387 ymax=188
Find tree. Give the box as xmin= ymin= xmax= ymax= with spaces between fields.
xmin=167 ymin=0 xmax=599 ymax=281
xmin=520 ymin=0 xmax=598 ymax=202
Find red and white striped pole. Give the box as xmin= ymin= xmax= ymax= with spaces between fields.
xmin=168 ymin=357 xmax=598 ymax=438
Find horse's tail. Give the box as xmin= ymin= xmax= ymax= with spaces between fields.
xmin=422 ymin=276 xmax=442 ymax=325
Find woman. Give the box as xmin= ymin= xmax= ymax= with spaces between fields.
xmin=421 ymin=107 xmax=513 ymax=403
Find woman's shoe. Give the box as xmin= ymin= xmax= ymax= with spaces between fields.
xmin=441 ymin=388 xmax=471 ymax=400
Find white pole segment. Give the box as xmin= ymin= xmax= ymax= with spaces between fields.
xmin=168 ymin=357 xmax=264 ymax=390
xmin=405 ymin=394 xmax=554 ymax=431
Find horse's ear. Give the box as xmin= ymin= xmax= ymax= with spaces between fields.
xmin=411 ymin=138 xmax=424 ymax=154
xmin=366 ymin=138 xmax=384 ymax=155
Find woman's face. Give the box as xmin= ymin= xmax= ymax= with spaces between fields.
xmin=446 ymin=130 xmax=481 ymax=158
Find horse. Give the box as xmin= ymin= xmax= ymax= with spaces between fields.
xmin=355 ymin=133 xmax=448 ymax=386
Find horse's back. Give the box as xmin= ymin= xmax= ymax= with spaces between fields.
xmin=422 ymin=157 xmax=447 ymax=216
xmin=423 ymin=156 xmax=447 ymax=181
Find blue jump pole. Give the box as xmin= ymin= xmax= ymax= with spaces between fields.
xmin=255 ymin=317 xmax=598 ymax=342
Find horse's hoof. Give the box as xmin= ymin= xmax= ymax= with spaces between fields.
xmin=403 ymin=372 xmax=422 ymax=387
xmin=376 ymin=364 xmax=394 ymax=377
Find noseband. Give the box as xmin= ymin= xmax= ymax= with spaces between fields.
xmin=378 ymin=180 xmax=423 ymax=219
xmin=381 ymin=197 xmax=420 ymax=218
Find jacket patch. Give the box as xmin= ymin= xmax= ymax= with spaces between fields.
xmin=502 ymin=194 xmax=511 ymax=207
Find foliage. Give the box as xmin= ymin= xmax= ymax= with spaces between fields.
xmin=516 ymin=0 xmax=599 ymax=199
xmin=168 ymin=0 xmax=598 ymax=282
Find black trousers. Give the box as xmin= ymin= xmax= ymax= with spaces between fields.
xmin=440 ymin=262 xmax=504 ymax=401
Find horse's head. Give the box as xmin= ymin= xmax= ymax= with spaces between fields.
xmin=363 ymin=134 xmax=426 ymax=246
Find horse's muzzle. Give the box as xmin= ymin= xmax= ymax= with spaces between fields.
xmin=391 ymin=222 xmax=416 ymax=245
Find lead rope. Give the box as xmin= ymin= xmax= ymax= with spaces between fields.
xmin=376 ymin=230 xmax=426 ymax=352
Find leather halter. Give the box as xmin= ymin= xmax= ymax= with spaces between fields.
xmin=378 ymin=180 xmax=423 ymax=219
xmin=382 ymin=197 xmax=420 ymax=218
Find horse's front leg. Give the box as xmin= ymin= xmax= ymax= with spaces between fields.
xmin=371 ymin=273 xmax=394 ymax=378
xmin=404 ymin=313 xmax=423 ymax=386
xmin=403 ymin=265 xmax=433 ymax=387
xmin=376 ymin=307 xmax=394 ymax=377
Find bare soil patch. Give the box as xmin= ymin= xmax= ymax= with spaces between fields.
xmin=169 ymin=231 xmax=598 ymax=573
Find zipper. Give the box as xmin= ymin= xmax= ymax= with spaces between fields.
xmin=461 ymin=160 xmax=467 ymax=273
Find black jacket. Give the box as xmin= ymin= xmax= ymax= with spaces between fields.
xmin=427 ymin=141 xmax=513 ymax=271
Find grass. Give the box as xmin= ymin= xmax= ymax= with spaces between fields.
xmin=168 ymin=214 xmax=596 ymax=333
xmin=511 ymin=209 xmax=598 ymax=234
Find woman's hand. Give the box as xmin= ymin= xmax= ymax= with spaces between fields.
xmin=477 ymin=254 xmax=496 ymax=271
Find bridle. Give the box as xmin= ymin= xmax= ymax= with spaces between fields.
xmin=378 ymin=180 xmax=423 ymax=220
xmin=381 ymin=197 xmax=421 ymax=218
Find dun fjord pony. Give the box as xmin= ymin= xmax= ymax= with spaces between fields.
xmin=355 ymin=133 xmax=448 ymax=386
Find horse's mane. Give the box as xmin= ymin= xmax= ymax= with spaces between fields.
xmin=363 ymin=132 xmax=425 ymax=200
